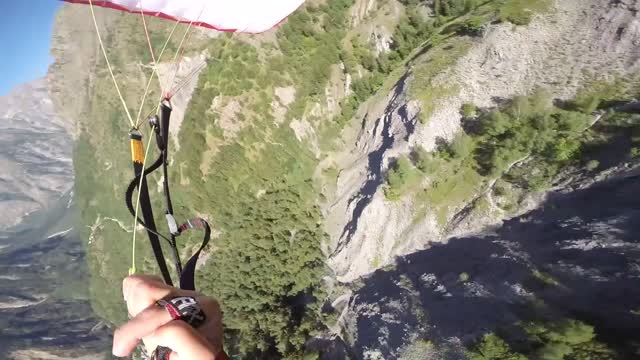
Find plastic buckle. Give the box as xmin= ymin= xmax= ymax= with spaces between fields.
xmin=166 ymin=214 xmax=179 ymax=235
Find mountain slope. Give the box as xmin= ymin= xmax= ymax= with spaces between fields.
xmin=336 ymin=171 xmax=640 ymax=359
xmin=0 ymin=78 xmax=73 ymax=231
xmin=49 ymin=0 xmax=640 ymax=358
xmin=0 ymin=194 xmax=111 ymax=359
xmin=324 ymin=0 xmax=640 ymax=282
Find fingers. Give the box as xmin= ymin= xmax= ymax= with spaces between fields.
xmin=123 ymin=274 xmax=167 ymax=302
xmin=112 ymin=303 xmax=173 ymax=357
xmin=149 ymin=321 xmax=216 ymax=360
xmin=122 ymin=275 xmax=172 ymax=316
xmin=117 ymin=275 xmax=224 ymax=359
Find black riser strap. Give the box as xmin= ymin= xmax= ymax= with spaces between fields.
xmin=131 ymin=161 xmax=173 ymax=286
xmin=125 ymin=154 xmax=163 ymax=224
xmin=178 ymin=218 xmax=211 ymax=291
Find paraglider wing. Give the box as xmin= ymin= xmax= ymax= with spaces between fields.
xmin=64 ymin=0 xmax=305 ymax=33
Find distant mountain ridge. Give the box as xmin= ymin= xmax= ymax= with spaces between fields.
xmin=0 ymin=77 xmax=73 ymax=230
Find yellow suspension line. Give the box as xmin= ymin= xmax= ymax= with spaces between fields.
xmin=135 ymin=18 xmax=181 ymax=127
xmin=88 ymin=0 xmax=135 ymax=128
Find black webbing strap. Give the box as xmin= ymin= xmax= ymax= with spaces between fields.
xmin=157 ymin=101 xmax=183 ymax=279
xmin=124 ymin=154 xmax=182 ymax=274
xmin=126 ymin=102 xmax=211 ymax=291
xmin=129 ymin=130 xmax=173 ymax=286
xmin=125 ymin=154 xmax=163 ymax=228
xmin=176 ymin=218 xmax=211 ymax=291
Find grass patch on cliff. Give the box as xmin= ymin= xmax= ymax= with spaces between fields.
xmin=384 ymin=156 xmax=424 ymax=200
xmin=435 ymin=0 xmax=552 ymax=26
xmin=497 ymin=0 xmax=552 ymax=25
xmin=468 ymin=319 xmax=618 ymax=360
xmin=408 ymin=37 xmax=472 ymax=123
xmin=387 ymin=133 xmax=483 ymax=227
xmin=418 ymin=157 xmax=484 ymax=228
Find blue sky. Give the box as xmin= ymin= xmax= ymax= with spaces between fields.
xmin=0 ymin=1 xmax=62 ymax=95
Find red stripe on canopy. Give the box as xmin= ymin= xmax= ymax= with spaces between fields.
xmin=62 ymin=0 xmax=304 ymax=33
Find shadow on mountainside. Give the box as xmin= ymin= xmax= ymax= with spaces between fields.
xmin=342 ymin=174 xmax=640 ymax=359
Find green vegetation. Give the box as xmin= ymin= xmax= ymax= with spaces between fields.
xmin=73 ymin=1 xmax=360 ymax=357
xmin=462 ymin=102 xmax=478 ymax=118
xmin=461 ymin=15 xmax=487 ymax=35
xmin=571 ymin=78 xmax=631 ymax=113
xmin=468 ymin=333 xmax=526 ymax=360
xmin=414 ymin=146 xmax=439 ymax=173
xmin=525 ymin=320 xmax=616 ymax=360
xmin=476 ymin=89 xmax=586 ymax=177
xmin=458 ymin=272 xmax=470 ymax=282
xmin=385 ymin=156 xmax=423 ymax=200
xmin=469 ymin=319 xmax=617 ymax=360
xmin=171 ymin=3 xmax=363 ymax=356
xmin=404 ymin=142 xmax=485 ymax=226
xmin=434 ymin=0 xmax=480 ymax=17
xmin=338 ymin=0 xmax=476 ymax=125
xmin=421 ymin=158 xmax=483 ymax=227
xmin=278 ymin=0 xmax=354 ymax=119
xmin=585 ymin=159 xmax=600 ymax=171
xmin=176 ymin=47 xmax=329 ymax=353
xmin=531 ymin=270 xmax=560 ymax=287
xmin=399 ymin=339 xmax=435 ymax=360
xmin=408 ymin=41 xmax=471 ymax=123
xmin=336 ymin=0 xmax=553 ymax=128
xmin=498 ymin=0 xmax=552 ymax=25
xmin=388 ymin=79 xmax=639 ymax=229
xmin=446 ymin=132 xmax=475 ymax=159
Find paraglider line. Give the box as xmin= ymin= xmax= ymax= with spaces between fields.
xmin=135 ymin=19 xmax=181 ymax=127
xmin=88 ymin=0 xmax=135 ymax=128
xmin=166 ymin=5 xmax=205 ymax=99
xmin=167 ymin=60 xmax=207 ymax=99
xmin=130 ymin=126 xmax=157 ymax=275
xmin=139 ymin=2 xmax=157 ymax=65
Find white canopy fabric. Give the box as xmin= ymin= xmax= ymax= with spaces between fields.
xmin=64 ymin=0 xmax=305 ymax=33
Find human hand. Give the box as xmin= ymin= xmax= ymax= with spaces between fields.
xmin=112 ymin=275 xmax=225 ymax=360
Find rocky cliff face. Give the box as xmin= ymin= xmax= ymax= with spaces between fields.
xmin=0 ymin=78 xmax=74 ymax=231
xmin=324 ymin=0 xmax=640 ymax=282
xmin=334 ymin=170 xmax=640 ymax=359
